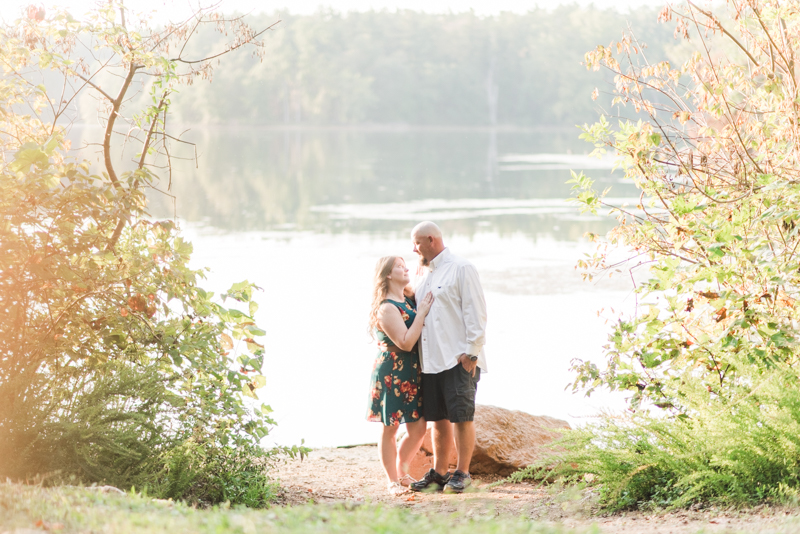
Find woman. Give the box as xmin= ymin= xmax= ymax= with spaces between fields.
xmin=366 ymin=256 xmax=434 ymax=496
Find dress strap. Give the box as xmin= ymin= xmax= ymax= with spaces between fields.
xmin=381 ymin=299 xmax=413 ymax=318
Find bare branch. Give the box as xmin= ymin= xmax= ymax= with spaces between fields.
xmin=171 ymin=20 xmax=280 ymax=64
xmin=687 ymin=1 xmax=761 ymax=68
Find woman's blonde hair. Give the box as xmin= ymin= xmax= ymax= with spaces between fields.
xmin=368 ymin=256 xmax=400 ymax=336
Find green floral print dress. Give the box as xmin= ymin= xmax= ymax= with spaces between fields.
xmin=366 ymin=297 xmax=423 ymax=426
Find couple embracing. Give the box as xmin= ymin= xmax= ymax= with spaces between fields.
xmin=366 ymin=221 xmax=488 ymax=496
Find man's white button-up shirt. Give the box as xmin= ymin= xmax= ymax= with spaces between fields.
xmin=413 ymin=248 xmax=488 ymax=374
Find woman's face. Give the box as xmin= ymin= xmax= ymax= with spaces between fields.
xmin=389 ymin=258 xmax=409 ymax=285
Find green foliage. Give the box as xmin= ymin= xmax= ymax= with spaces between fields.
xmin=151 ymin=441 xmax=279 ymax=508
xmin=555 ymin=0 xmax=800 ymax=510
xmin=571 ymin=1 xmax=800 ymax=411
xmin=0 ymin=2 xmax=306 ymax=505
xmin=514 ymin=357 xmax=800 ymax=510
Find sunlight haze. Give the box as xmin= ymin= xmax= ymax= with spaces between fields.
xmin=2 ymin=0 xmax=668 ymax=23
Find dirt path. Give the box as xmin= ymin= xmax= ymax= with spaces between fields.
xmin=273 ymin=445 xmax=800 ymax=533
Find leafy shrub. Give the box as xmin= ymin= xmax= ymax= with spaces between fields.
xmin=571 ymin=1 xmax=800 ymax=410
xmin=0 ymin=3 xmax=306 ymax=505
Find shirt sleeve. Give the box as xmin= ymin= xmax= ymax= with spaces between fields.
xmin=459 ymin=263 xmax=487 ymax=356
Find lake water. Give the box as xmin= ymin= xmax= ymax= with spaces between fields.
xmin=79 ymin=126 xmax=640 ymax=447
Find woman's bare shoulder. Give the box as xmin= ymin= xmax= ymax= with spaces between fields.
xmin=377 ymin=301 xmax=400 ymax=316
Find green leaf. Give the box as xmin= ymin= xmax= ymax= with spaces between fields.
xmin=250 ymin=375 xmax=266 ymax=389
xmin=10 ymin=143 xmax=49 ymax=172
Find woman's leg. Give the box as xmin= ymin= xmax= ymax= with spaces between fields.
xmin=379 ymin=423 xmax=400 ymax=483
xmin=397 ymin=418 xmax=427 ymax=480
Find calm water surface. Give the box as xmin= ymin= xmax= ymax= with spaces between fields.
xmin=81 ymin=126 xmax=640 ymax=446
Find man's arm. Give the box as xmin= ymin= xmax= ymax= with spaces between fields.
xmin=459 ymin=263 xmax=487 ymax=358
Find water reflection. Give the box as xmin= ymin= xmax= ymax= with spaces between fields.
xmin=68 ymin=126 xmax=634 ymax=238
xmin=116 ymin=127 xmax=636 ymax=237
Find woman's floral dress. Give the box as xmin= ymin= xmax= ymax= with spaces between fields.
xmin=366 ymin=297 xmax=422 ymax=426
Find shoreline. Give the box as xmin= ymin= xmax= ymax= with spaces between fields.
xmin=64 ymin=122 xmax=582 ymax=133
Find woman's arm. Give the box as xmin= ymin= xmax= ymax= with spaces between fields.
xmin=377 ymin=293 xmax=434 ymax=352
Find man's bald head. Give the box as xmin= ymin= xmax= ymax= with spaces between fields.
xmin=411 ymin=221 xmax=443 ymax=240
xmin=411 ymin=221 xmax=445 ymax=266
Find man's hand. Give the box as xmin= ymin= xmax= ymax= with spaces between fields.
xmin=458 ymin=353 xmax=478 ymax=377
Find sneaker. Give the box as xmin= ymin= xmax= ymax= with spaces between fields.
xmin=443 ymin=470 xmax=472 ymax=493
xmin=409 ymin=468 xmax=450 ymax=492
xmin=398 ymin=474 xmax=417 ymax=488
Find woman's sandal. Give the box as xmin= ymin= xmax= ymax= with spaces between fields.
xmin=398 ymin=474 xmax=417 ymax=487
xmin=387 ymin=481 xmax=410 ymax=496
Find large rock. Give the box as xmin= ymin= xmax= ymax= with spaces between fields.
xmin=471 ymin=404 xmax=570 ymax=475
xmin=412 ymin=404 xmax=570 ymax=477
xmin=406 ymin=449 xmax=436 ymax=480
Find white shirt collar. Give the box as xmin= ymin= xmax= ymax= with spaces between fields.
xmin=427 ymin=247 xmax=451 ymax=272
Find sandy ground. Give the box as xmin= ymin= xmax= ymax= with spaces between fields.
xmin=273 ymin=445 xmax=800 ymax=533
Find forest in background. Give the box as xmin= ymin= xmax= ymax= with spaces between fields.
xmin=88 ymin=5 xmax=686 ymax=128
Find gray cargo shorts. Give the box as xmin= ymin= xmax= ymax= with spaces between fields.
xmin=420 ymin=363 xmax=481 ymax=423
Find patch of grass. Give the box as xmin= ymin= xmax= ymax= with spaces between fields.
xmin=0 ymin=483 xmax=584 ymax=534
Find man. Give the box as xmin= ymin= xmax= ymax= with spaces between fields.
xmin=408 ymin=221 xmax=487 ymax=494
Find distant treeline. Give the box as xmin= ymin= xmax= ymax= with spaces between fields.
xmin=163 ymin=6 xmax=682 ymax=127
